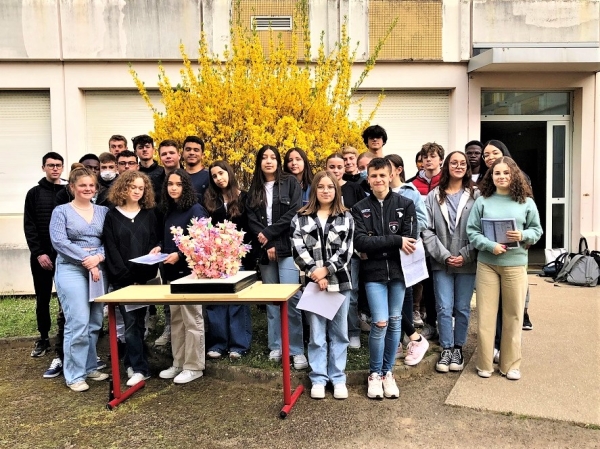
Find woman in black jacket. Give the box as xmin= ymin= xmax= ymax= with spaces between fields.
xmin=246 ymin=145 xmax=307 ymax=369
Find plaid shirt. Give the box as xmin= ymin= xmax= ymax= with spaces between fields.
xmin=290 ymin=211 xmax=354 ymax=292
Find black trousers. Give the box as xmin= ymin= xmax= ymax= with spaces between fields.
xmin=30 ymin=254 xmax=55 ymax=340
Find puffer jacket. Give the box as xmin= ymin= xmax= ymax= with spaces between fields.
xmin=351 ymin=191 xmax=418 ymax=283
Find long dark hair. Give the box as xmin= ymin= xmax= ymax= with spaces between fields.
xmin=248 ymin=145 xmax=286 ymax=209
xmin=283 ymin=147 xmax=313 ymax=190
xmin=438 ymin=151 xmax=473 ymax=204
xmin=204 ymin=160 xmax=243 ymax=218
xmin=384 ymin=153 xmax=406 ymax=183
xmin=160 ymin=169 xmax=197 ymax=213
xmin=480 ymin=157 xmax=532 ymax=203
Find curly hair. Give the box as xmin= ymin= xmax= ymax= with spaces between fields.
xmin=479 ymin=157 xmax=532 ymax=203
xmin=437 ymin=151 xmax=474 ymax=204
xmin=419 ymin=142 xmax=445 ymax=161
xmin=160 ymin=169 xmax=198 ymax=213
xmin=204 ymin=160 xmax=244 ymax=218
xmin=108 ymin=170 xmax=155 ymax=209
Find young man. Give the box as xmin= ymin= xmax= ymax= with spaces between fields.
xmin=99 ymin=152 xmax=118 ymax=189
xmin=351 ymin=158 xmax=418 ymax=400
xmin=182 ymin=135 xmax=209 ymax=204
xmin=465 ymin=140 xmax=484 ymax=183
xmin=24 ymin=152 xmax=67 ymax=361
xmin=361 ymin=125 xmax=387 ymax=157
xmin=116 ymin=150 xmax=139 ymax=174
xmin=412 ymin=142 xmax=444 ymax=196
xmin=405 ymin=151 xmax=424 ymax=183
xmin=108 ymin=135 xmax=128 ymax=156
xmin=158 ymin=139 xmax=182 ymax=175
xmin=342 ymin=146 xmax=360 ymax=182
xmin=133 ymin=134 xmax=164 ymax=200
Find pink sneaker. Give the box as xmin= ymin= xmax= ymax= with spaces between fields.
xmin=403 ymin=336 xmax=429 ymax=366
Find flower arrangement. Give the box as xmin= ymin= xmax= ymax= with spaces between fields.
xmin=171 ymin=217 xmax=252 ymax=279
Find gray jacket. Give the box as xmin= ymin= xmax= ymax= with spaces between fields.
xmin=422 ymin=187 xmax=478 ymax=273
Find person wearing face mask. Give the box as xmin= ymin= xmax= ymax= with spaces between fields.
xmin=99 ymin=152 xmax=119 ymax=189
xmin=356 ymin=152 xmax=374 ymax=194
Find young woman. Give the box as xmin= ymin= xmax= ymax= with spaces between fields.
xmin=156 ymin=169 xmax=208 ymax=384
xmin=467 ymin=157 xmax=542 ymax=380
xmin=247 ymin=145 xmax=307 ymax=369
xmin=103 ymin=171 xmax=160 ymax=386
xmin=284 ymin=147 xmax=314 ymax=206
xmin=422 ymin=151 xmax=478 ymax=373
xmin=50 ymin=164 xmax=109 ymax=392
xmin=325 ymin=153 xmax=365 ymax=350
xmin=203 ymin=161 xmax=253 ymax=360
xmin=291 ymin=171 xmax=354 ymax=400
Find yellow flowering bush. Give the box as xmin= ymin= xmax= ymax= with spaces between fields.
xmin=130 ymin=3 xmax=393 ymax=187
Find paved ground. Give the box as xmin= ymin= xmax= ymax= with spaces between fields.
xmin=447 ymin=276 xmax=600 ymax=426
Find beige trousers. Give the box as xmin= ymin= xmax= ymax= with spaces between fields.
xmin=170 ymin=304 xmax=206 ymax=371
xmin=475 ymin=262 xmax=527 ymax=374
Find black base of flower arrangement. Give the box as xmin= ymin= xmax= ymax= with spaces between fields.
xmin=169 ymin=271 xmax=258 ymax=294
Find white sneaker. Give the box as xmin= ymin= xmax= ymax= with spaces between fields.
xmin=159 ymin=366 xmax=182 ymax=379
xmin=68 ymin=381 xmax=89 ymax=392
xmin=505 ymin=369 xmax=521 ymax=381
xmin=493 ymin=348 xmax=500 ymax=364
xmin=477 ymin=368 xmax=493 ymax=378
xmin=349 ymin=335 xmax=361 ymax=349
xmin=333 ymin=383 xmax=348 ymax=400
xmin=404 ymin=336 xmax=430 ymax=366
xmin=367 ymin=373 xmax=383 ymax=400
xmin=154 ymin=325 xmax=171 ymax=346
xmin=126 ymin=367 xmax=134 ymax=379
xmin=173 ymin=369 xmax=203 ymax=384
xmin=207 ymin=350 xmax=222 ymax=359
xmin=126 ymin=373 xmax=150 ymax=387
xmin=268 ymin=349 xmax=282 ymax=362
xmin=311 ymin=384 xmax=325 ymax=399
xmin=293 ymin=354 xmax=308 ymax=370
xmin=87 ymin=370 xmax=109 ymax=381
xmin=382 ymin=371 xmax=399 ymax=399
xmin=229 ymin=351 xmax=242 ymax=360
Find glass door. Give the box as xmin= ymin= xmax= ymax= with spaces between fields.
xmin=546 ymin=121 xmax=570 ymax=249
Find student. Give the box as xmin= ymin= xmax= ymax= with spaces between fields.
xmin=103 ymin=171 xmax=160 ymax=387
xmin=182 ymin=136 xmax=210 ymax=204
xmin=108 ymin=134 xmax=128 ymax=157
xmin=355 ymin=152 xmax=374 ymax=194
xmin=467 ymin=157 xmax=542 ymax=380
xmin=157 ymin=169 xmax=208 ymax=384
xmin=465 ymin=140 xmax=484 ymax=184
xmin=291 ymin=171 xmax=354 ymax=400
xmin=406 ymin=151 xmax=425 ymax=183
xmin=362 ymin=125 xmax=387 ymax=157
xmin=422 ymin=151 xmax=478 ymax=373
xmin=325 ymin=153 xmax=366 ymax=349
xmin=341 ymin=146 xmax=360 ymax=183
xmin=284 ymin=147 xmax=314 ymax=206
xmin=133 ymin=134 xmax=164 ymax=201
xmin=98 ymin=152 xmax=118 ymax=190
xmin=203 ymin=161 xmax=253 ymax=360
xmin=50 ymin=164 xmax=109 ymax=392
xmin=246 ymin=145 xmax=307 ymax=369
xmin=351 ymin=158 xmax=418 ymax=400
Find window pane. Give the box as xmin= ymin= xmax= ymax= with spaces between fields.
xmin=552 ymin=204 xmax=565 ymax=249
xmin=552 ymin=126 xmax=566 ymax=198
xmin=482 ymin=92 xmax=570 ymax=116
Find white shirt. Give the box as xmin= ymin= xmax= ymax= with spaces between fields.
xmin=265 ymin=181 xmax=275 ymax=226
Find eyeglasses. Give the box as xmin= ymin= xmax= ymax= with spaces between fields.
xmin=118 ymin=161 xmax=138 ymax=166
xmin=449 ymin=162 xmax=468 ymax=168
xmin=45 ymin=164 xmax=63 ymax=169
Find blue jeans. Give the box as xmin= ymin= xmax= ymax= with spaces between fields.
xmin=307 ymin=290 xmax=350 ymax=386
xmin=432 ymin=270 xmax=476 ymax=349
xmin=54 ymin=256 xmax=105 ymax=385
xmin=118 ymin=304 xmax=149 ymax=376
xmin=347 ymin=257 xmax=361 ymax=338
xmin=260 ymin=257 xmax=303 ymax=355
xmin=365 ymin=280 xmax=406 ymax=375
xmin=205 ymin=305 xmax=252 ymax=354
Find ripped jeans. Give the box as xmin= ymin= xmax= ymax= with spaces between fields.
xmin=365 ymin=280 xmax=406 ymax=375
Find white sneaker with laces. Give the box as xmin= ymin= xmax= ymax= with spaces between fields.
xmin=159 ymin=366 xmax=182 ymax=379
xmin=382 ymin=371 xmax=399 ymax=398
xmin=293 ymin=354 xmax=308 ymax=370
xmin=367 ymin=373 xmax=383 ymax=400
xmin=154 ymin=325 xmax=171 ymax=346
xmin=69 ymin=381 xmax=89 ymax=392
xmin=505 ymin=369 xmax=521 ymax=381
xmin=404 ymin=337 xmax=430 ymax=366
xmin=268 ymin=349 xmax=282 ymax=362
xmin=348 ymin=335 xmax=361 ymax=349
xmin=207 ymin=350 xmax=222 ymax=359
xmin=87 ymin=370 xmax=109 ymax=381
xmin=311 ymin=384 xmax=325 ymax=399
xmin=173 ymin=369 xmax=203 ymax=384
xmin=126 ymin=373 xmax=150 ymax=387
xmin=333 ymin=383 xmax=348 ymax=400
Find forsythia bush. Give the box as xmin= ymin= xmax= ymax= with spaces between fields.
xmin=130 ymin=3 xmax=392 ymax=187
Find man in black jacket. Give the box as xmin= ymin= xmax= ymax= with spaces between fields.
xmin=133 ymin=134 xmax=164 ymax=201
xmin=351 ymin=158 xmax=418 ymax=401
xmin=24 ymin=152 xmax=67 ymax=361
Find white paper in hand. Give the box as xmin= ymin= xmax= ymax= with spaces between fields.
xmin=400 ymin=239 xmax=429 ymax=288
xmin=89 ymin=269 xmax=106 ymax=302
xmin=296 ymin=282 xmax=346 ymax=320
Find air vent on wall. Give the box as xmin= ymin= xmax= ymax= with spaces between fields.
xmin=252 ymin=16 xmax=292 ymax=31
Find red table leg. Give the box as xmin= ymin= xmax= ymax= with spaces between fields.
xmin=106 ymin=303 xmax=145 ymax=410
xmin=279 ymin=300 xmax=303 ymax=418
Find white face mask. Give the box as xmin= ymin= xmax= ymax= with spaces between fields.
xmin=100 ymin=170 xmax=117 ymax=181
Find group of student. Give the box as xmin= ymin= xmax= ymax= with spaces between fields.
xmin=24 ymin=126 xmax=542 ymax=399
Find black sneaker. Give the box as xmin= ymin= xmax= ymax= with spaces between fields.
xmin=31 ymin=339 xmax=50 ymax=357
xmin=435 ymin=349 xmax=452 ymax=373
xmin=43 ymin=357 xmax=63 ymax=378
xmin=449 ymin=348 xmax=464 ymax=371
xmin=522 ymin=312 xmax=533 ymax=331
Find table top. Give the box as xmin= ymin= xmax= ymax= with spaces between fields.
xmin=95 ymin=282 xmax=301 ymax=305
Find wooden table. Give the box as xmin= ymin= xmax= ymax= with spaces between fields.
xmin=96 ymin=282 xmax=303 ymax=418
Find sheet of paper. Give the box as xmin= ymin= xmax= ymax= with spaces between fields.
xmin=296 ymin=281 xmax=346 ymax=321
xmin=481 ymin=218 xmax=520 ymax=248
xmin=89 ymin=269 xmax=106 ymax=302
xmin=400 ymin=239 xmax=429 ymax=288
xmin=129 ymin=253 xmax=170 ymax=264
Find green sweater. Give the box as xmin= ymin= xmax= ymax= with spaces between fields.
xmin=466 ymin=193 xmax=543 ymax=267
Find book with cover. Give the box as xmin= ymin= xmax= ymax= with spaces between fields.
xmin=481 ymin=218 xmax=520 ymax=248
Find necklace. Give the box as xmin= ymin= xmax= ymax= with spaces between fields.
xmin=71 ymin=202 xmax=92 ymax=211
